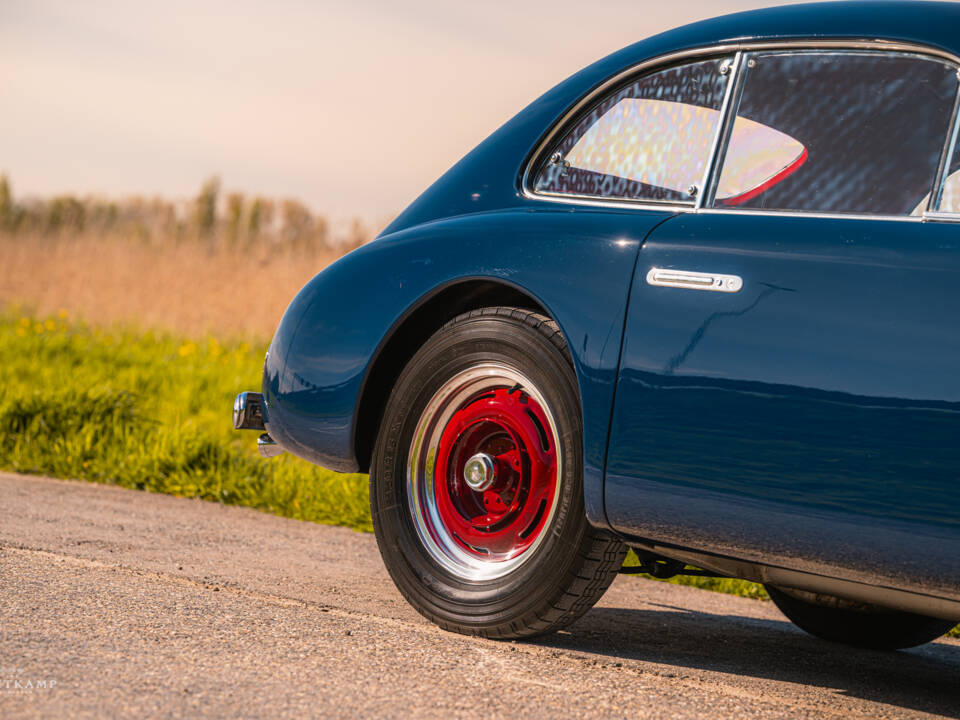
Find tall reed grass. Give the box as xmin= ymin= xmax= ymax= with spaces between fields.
xmin=1 ymin=235 xmax=340 ymax=339
xmin=0 ymin=173 xmax=370 ymax=338
xmin=0 ymin=173 xmax=371 ymax=253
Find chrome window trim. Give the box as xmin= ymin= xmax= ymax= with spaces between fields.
xmin=526 ymin=192 xmax=692 ymax=213
xmin=701 ymin=52 xmax=748 ymax=210
xmin=922 ymin=211 xmax=960 ymax=223
xmin=521 ymin=39 xmax=960 ymax=224
xmin=696 ymin=207 xmax=924 ymax=224
xmin=695 ymin=51 xmax=743 ymax=210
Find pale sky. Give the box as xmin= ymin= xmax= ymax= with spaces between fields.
xmin=0 ymin=0 xmax=807 ymax=222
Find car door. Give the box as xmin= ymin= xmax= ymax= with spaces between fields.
xmin=604 ymin=47 xmax=960 ymax=600
xmin=525 ymin=51 xmax=747 ymax=520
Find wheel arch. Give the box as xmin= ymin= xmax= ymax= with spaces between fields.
xmin=353 ymin=278 xmax=553 ymax=473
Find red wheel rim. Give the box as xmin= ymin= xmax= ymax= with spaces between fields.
xmin=433 ymin=386 xmax=557 ymax=559
xmin=406 ymin=364 xmax=562 ymax=580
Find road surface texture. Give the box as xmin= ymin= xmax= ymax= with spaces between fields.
xmin=1 ymin=472 xmax=958 ymax=719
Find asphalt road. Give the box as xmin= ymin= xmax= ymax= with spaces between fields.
xmin=1 ymin=472 xmax=959 ymax=719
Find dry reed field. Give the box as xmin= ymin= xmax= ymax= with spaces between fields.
xmin=1 ymin=235 xmax=344 ymax=340
xmin=0 ymin=175 xmax=363 ymax=339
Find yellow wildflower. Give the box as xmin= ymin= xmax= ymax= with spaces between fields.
xmin=44 ymin=319 xmax=57 ymax=331
xmin=178 ymin=342 xmax=196 ymax=357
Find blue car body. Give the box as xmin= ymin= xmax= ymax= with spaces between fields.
xmin=261 ymin=2 xmax=960 ymax=619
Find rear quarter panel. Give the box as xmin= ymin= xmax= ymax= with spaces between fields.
xmin=262 ymin=207 xmax=673 ymax=524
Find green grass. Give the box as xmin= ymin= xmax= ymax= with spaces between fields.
xmin=0 ymin=310 xmax=371 ymax=532
xmin=3 ymin=310 xmax=957 ymax=638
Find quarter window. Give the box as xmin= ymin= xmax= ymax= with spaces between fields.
xmin=711 ymin=51 xmax=958 ymax=215
xmin=533 ymin=58 xmax=732 ymax=203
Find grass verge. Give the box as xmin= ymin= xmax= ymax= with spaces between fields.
xmin=4 ymin=310 xmax=957 ymax=638
xmin=0 ymin=311 xmax=370 ymax=532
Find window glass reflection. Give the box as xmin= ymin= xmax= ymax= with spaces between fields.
xmin=535 ymin=58 xmax=730 ymax=203
xmin=713 ymin=51 xmax=957 ymax=215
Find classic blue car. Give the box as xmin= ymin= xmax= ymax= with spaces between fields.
xmin=234 ymin=1 xmax=960 ymax=649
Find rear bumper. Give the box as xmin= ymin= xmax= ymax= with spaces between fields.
xmin=233 ymin=391 xmax=284 ymax=458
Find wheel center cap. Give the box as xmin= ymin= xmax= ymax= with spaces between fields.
xmin=463 ymin=453 xmax=496 ymax=491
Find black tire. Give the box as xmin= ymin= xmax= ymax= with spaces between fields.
xmin=766 ymin=585 xmax=956 ymax=650
xmin=370 ymin=307 xmax=626 ymax=639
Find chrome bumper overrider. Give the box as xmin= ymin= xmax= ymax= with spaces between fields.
xmin=233 ymin=391 xmax=284 ymax=458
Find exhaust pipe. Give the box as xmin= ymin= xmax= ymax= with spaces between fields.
xmin=257 ymin=433 xmax=283 ymax=458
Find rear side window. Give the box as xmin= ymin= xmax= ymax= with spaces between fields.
xmin=533 ymin=58 xmax=732 ymax=204
xmin=711 ymin=51 xmax=958 ymax=215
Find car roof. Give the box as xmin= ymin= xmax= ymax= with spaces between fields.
xmin=382 ymin=1 xmax=960 ymax=237
xmin=624 ymin=1 xmax=960 ymax=63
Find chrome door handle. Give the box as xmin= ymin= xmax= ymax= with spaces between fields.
xmin=646 ymin=267 xmax=743 ymax=293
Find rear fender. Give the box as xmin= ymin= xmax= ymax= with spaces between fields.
xmin=263 ymin=207 xmax=673 ymax=527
